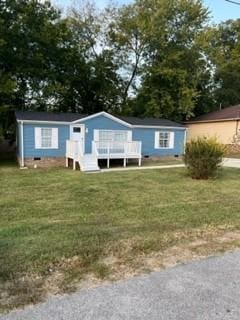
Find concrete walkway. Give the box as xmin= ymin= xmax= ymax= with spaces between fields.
xmin=99 ymin=157 xmax=240 ymax=172
xmin=1 ymin=250 xmax=240 ymax=320
xmin=100 ymin=164 xmax=185 ymax=172
xmin=222 ymin=158 xmax=240 ymax=168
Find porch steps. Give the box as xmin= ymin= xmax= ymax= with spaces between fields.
xmin=79 ymin=154 xmax=100 ymax=172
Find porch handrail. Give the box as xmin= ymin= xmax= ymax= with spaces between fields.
xmin=66 ymin=140 xmax=82 ymax=160
xmin=92 ymin=140 xmax=142 ymax=157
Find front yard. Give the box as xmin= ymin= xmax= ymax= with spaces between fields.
xmin=0 ymin=163 xmax=240 ymax=312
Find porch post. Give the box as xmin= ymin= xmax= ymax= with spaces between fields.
xmin=66 ymin=157 xmax=68 ymax=168
xmin=138 ymin=157 xmax=142 ymax=167
xmin=107 ymin=141 xmax=110 ymax=168
xmin=123 ymin=158 xmax=126 ymax=167
xmin=73 ymin=160 xmax=76 ymax=170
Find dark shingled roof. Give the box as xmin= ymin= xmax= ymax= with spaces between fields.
xmin=117 ymin=115 xmax=184 ymax=127
xmin=15 ymin=110 xmax=185 ymax=128
xmin=15 ymin=111 xmax=87 ymax=122
xmin=187 ymin=105 xmax=240 ymax=123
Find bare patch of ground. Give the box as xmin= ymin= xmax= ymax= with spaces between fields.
xmin=1 ymin=229 xmax=240 ymax=314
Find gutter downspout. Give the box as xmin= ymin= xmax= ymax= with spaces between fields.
xmin=20 ymin=121 xmax=24 ymax=168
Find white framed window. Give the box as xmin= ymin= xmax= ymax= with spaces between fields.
xmin=154 ymin=131 xmax=174 ymax=149
xmin=35 ymin=127 xmax=58 ymax=149
xmin=94 ymin=130 xmax=132 ymax=142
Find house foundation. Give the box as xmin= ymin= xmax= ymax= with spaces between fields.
xmin=18 ymin=157 xmax=66 ymax=168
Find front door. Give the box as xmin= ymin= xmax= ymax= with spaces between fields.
xmin=70 ymin=124 xmax=85 ymax=155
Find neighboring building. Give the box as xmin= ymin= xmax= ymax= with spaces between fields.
xmin=186 ymin=105 xmax=240 ymax=149
xmin=16 ymin=111 xmax=186 ymax=171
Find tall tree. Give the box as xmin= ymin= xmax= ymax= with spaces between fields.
xmin=107 ymin=4 xmax=146 ymax=108
xmin=206 ymin=19 xmax=240 ymax=108
xmin=0 ymin=0 xmax=74 ymax=133
xmin=130 ymin=0 xmax=210 ymax=120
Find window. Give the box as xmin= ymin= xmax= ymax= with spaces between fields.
xmin=155 ymin=131 xmax=174 ymax=149
xmin=35 ymin=127 xmax=58 ymax=149
xmin=41 ymin=128 xmax=52 ymax=148
xmin=73 ymin=127 xmax=81 ymax=133
xmin=95 ymin=130 xmax=130 ymax=142
xmin=159 ymin=132 xmax=170 ymax=148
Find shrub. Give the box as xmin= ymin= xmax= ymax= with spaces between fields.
xmin=184 ymin=137 xmax=226 ymax=179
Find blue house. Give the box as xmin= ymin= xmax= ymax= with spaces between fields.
xmin=16 ymin=111 xmax=186 ymax=171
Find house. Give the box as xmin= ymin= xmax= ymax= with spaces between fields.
xmin=16 ymin=111 xmax=187 ymax=171
xmin=186 ymin=105 xmax=240 ymax=152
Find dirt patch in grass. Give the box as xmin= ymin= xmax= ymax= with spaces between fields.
xmin=1 ymin=228 xmax=239 ymax=314
xmin=99 ymin=228 xmax=240 ymax=280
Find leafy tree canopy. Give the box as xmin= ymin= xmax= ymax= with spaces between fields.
xmin=1 ymin=0 xmax=240 ymax=136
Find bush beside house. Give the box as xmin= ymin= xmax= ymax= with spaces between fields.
xmin=184 ymin=137 xmax=226 ymax=179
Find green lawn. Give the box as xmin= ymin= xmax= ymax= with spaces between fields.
xmin=0 ymin=163 xmax=240 ymax=311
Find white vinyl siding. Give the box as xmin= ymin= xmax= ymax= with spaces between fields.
xmin=94 ymin=130 xmax=132 ymax=142
xmin=35 ymin=127 xmax=58 ymax=149
xmin=154 ymin=131 xmax=174 ymax=149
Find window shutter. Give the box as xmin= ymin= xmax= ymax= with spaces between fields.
xmin=52 ymin=128 xmax=58 ymax=149
xmin=35 ymin=127 xmax=42 ymax=149
xmin=127 ymin=131 xmax=132 ymax=141
xmin=154 ymin=131 xmax=159 ymax=148
xmin=94 ymin=130 xmax=99 ymax=141
xmin=169 ymin=132 xmax=175 ymax=148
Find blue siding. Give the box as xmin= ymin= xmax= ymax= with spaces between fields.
xmin=20 ymin=123 xmax=69 ymax=158
xmin=19 ymin=113 xmax=186 ymax=160
xmin=78 ymin=115 xmax=130 ymax=153
xmin=133 ymin=128 xmax=185 ymax=156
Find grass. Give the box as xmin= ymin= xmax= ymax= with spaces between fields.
xmin=0 ymin=162 xmax=240 ymax=312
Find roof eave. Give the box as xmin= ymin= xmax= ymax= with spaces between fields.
xmin=132 ymin=125 xmax=186 ymax=129
xmin=16 ymin=119 xmax=72 ymax=125
xmin=185 ymin=118 xmax=240 ymax=124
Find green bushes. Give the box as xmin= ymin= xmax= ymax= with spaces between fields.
xmin=184 ymin=137 xmax=226 ymax=179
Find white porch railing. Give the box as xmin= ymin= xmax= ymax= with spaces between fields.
xmin=66 ymin=139 xmax=142 ymax=170
xmin=66 ymin=140 xmax=83 ymax=160
xmin=92 ymin=141 xmax=142 ymax=158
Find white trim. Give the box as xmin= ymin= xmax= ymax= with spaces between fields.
xmin=35 ymin=127 xmax=42 ymax=148
xmin=17 ymin=120 xmax=71 ymax=125
xmin=132 ymin=125 xmax=186 ymax=130
xmin=169 ymin=132 xmax=174 ymax=148
xmin=93 ymin=129 xmax=99 ymax=141
xmin=72 ymin=111 xmax=132 ymax=128
xmin=183 ymin=128 xmax=187 ymax=153
xmin=52 ymin=128 xmax=58 ymax=149
xmin=17 ymin=115 xmax=186 ymax=130
xmin=20 ymin=121 xmax=24 ymax=167
xmin=154 ymin=131 xmax=159 ymax=149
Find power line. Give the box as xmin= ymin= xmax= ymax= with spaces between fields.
xmin=225 ymin=0 xmax=240 ymax=5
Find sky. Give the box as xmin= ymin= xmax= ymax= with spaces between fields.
xmin=55 ymin=0 xmax=240 ymax=23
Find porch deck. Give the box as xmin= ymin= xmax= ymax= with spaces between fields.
xmin=66 ymin=140 xmax=142 ymax=171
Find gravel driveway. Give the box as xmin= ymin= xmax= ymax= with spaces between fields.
xmin=1 ymin=250 xmax=240 ymax=320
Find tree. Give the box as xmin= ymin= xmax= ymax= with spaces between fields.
xmin=107 ymin=4 xmax=146 ymax=109
xmin=206 ymin=19 xmax=240 ymax=108
xmin=0 ymin=0 xmax=74 ymax=134
xmin=58 ymin=3 xmax=123 ymax=114
xmin=129 ymin=0 xmax=210 ymax=121
xmin=0 ymin=0 xmax=124 ymax=135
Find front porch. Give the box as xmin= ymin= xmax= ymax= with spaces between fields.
xmin=66 ymin=140 xmax=142 ymax=171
